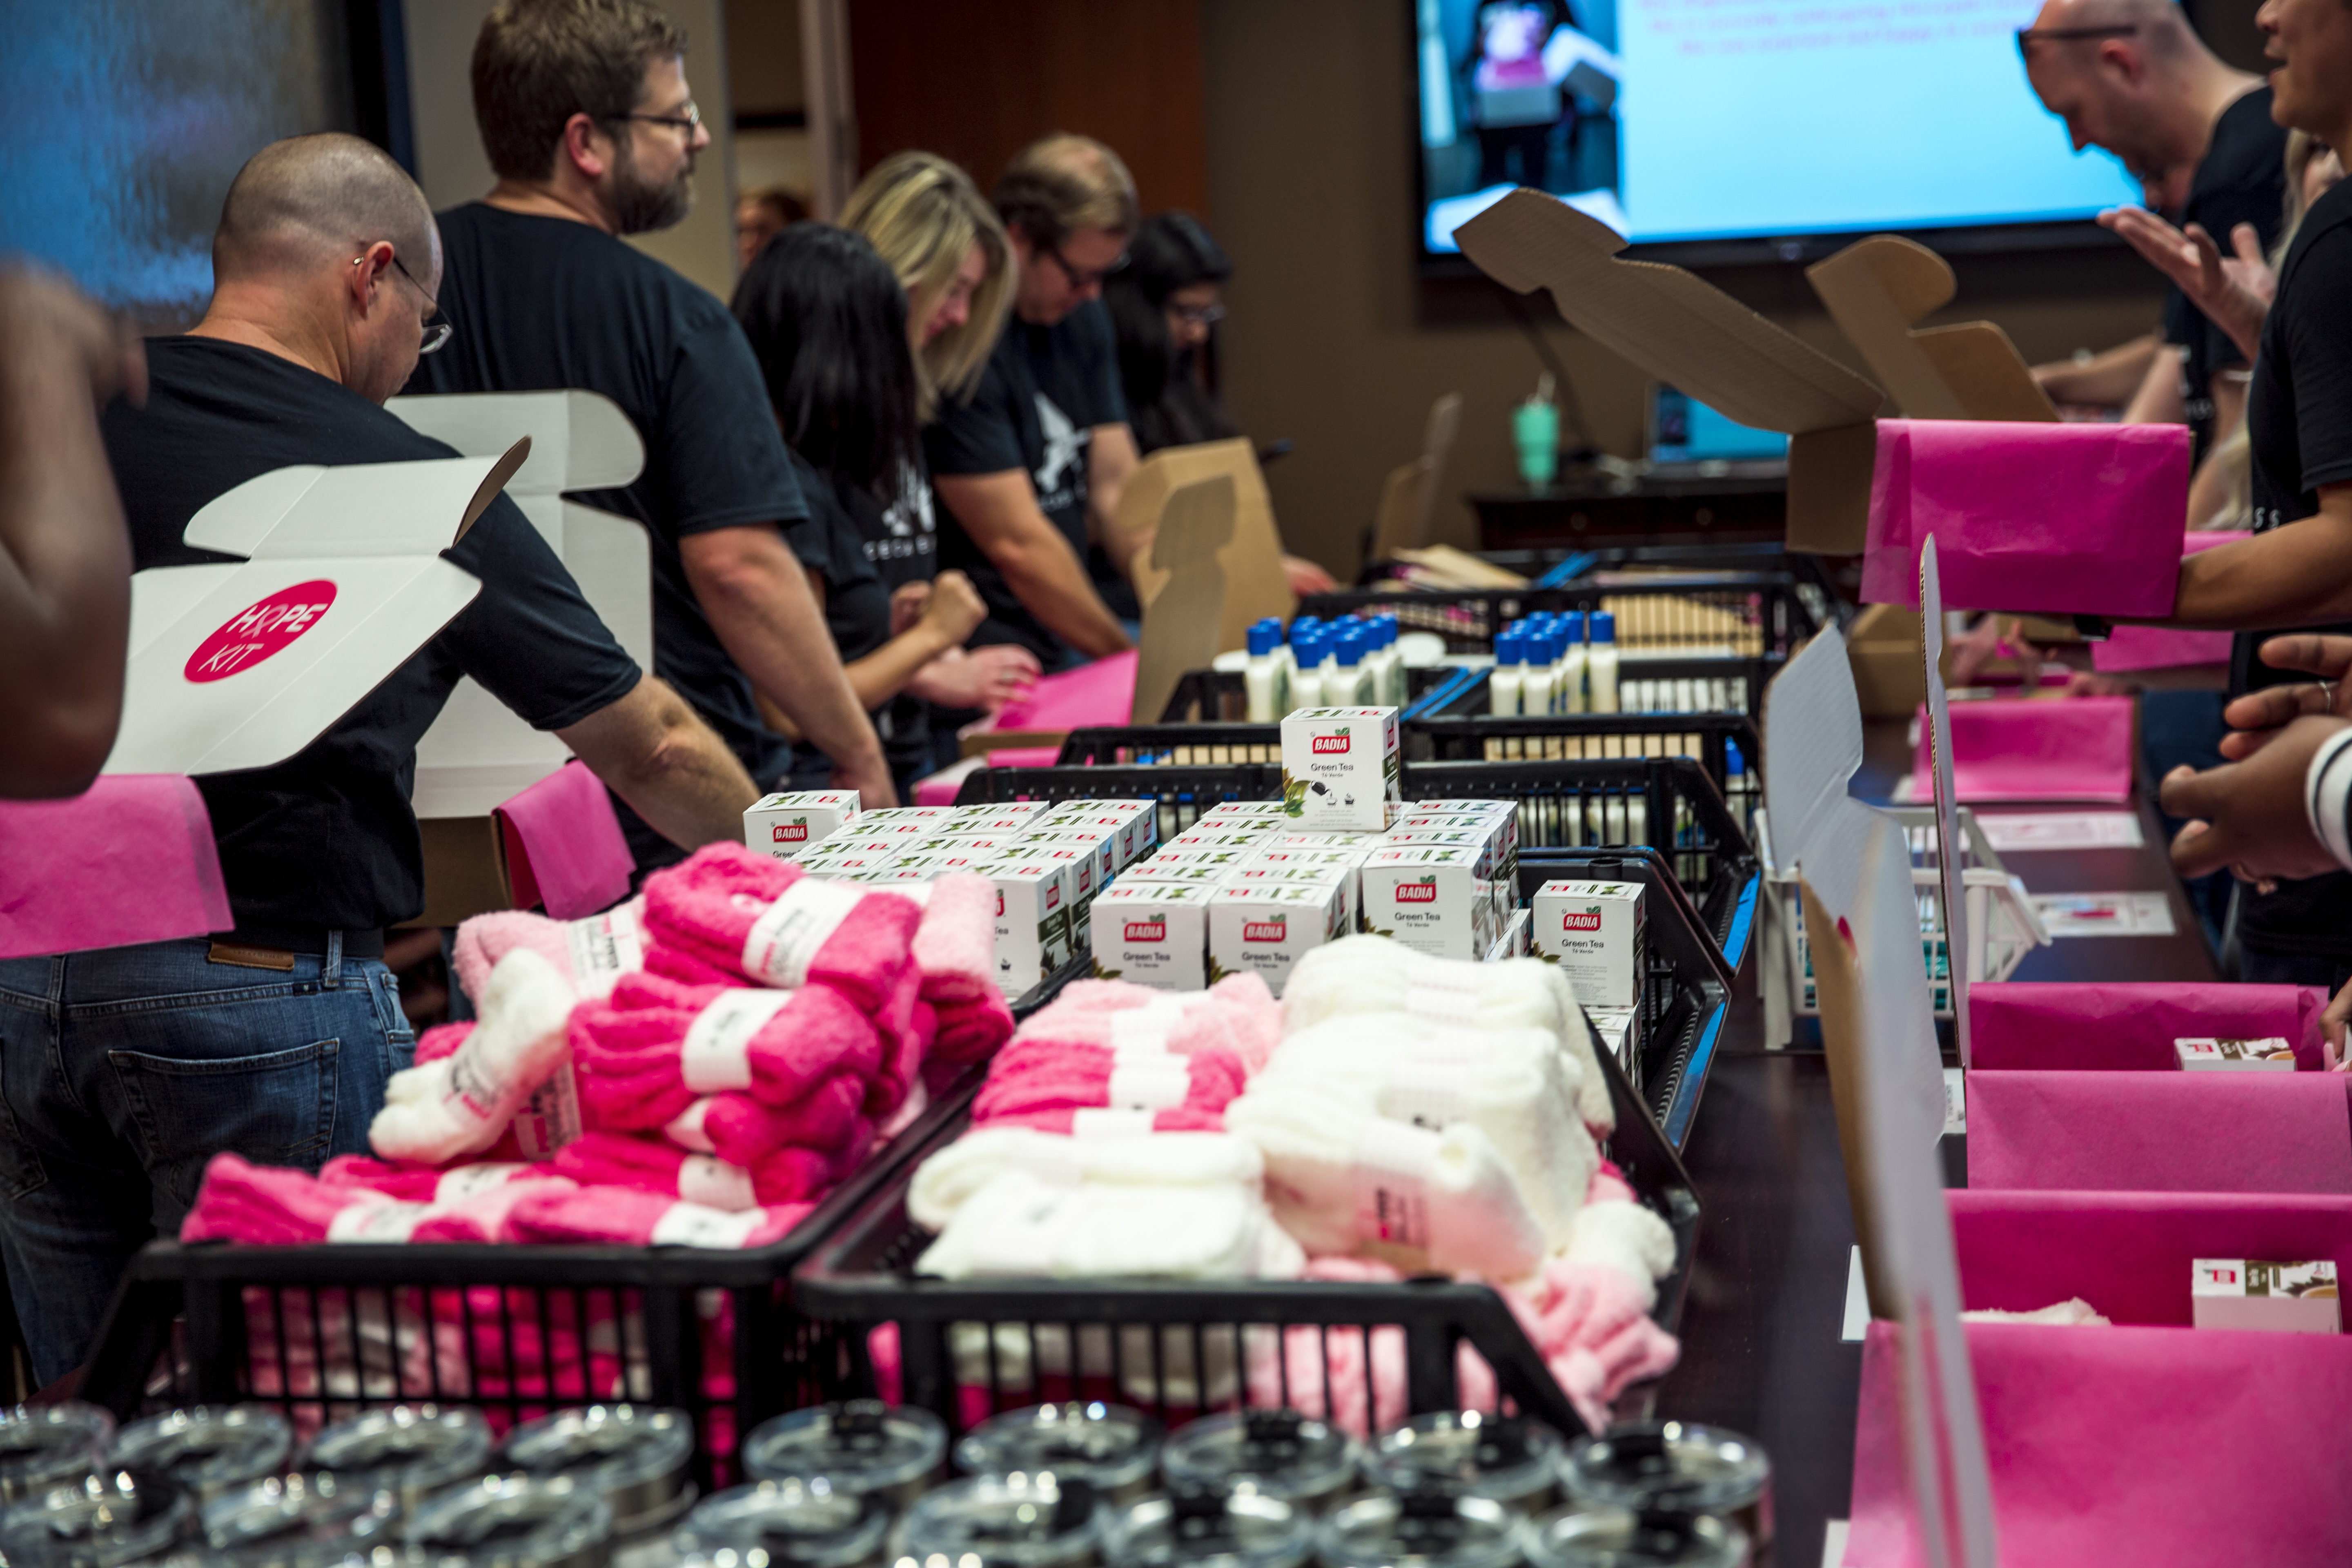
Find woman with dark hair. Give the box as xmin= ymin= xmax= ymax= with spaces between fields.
xmin=732 ymin=223 xmax=1038 ymax=793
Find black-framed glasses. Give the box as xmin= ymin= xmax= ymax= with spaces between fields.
xmin=360 ymin=251 xmax=451 ymax=353
xmin=2014 ymin=22 xmax=2137 ymax=56
xmin=619 ymin=101 xmax=702 ymax=138
xmin=1044 ymin=243 xmax=1129 ymax=291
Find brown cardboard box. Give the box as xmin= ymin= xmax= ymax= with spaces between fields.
xmin=1805 ymin=236 xmax=2057 ymax=424
xmin=1847 ymin=604 xmax=1927 ymax=718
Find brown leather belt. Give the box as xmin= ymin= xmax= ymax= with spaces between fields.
xmin=205 ymin=927 xmax=388 ymax=971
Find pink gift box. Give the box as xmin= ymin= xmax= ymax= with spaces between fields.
xmin=1861 ymin=419 xmax=2190 ymax=615
xmin=0 ymin=776 xmax=232 ymax=959
xmin=492 ymin=760 xmax=635 ymax=920
xmin=1969 ymin=981 xmax=2327 ymax=1071
xmin=1909 ymin=696 xmax=2133 ymax=803
xmin=1968 ymin=1070 xmax=2352 ymax=1194
xmin=2089 ymin=532 xmax=2249 ymax=673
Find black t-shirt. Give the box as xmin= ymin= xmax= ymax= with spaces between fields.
xmin=2161 ymin=87 xmax=2287 ymax=461
xmin=2231 ymin=179 xmax=2352 ymax=957
xmin=925 ymin=299 xmax=1128 ymax=663
xmin=105 ymin=339 xmax=641 ymax=933
xmin=406 ymin=204 xmax=807 ymax=850
xmin=782 ymin=452 xmax=935 ymax=784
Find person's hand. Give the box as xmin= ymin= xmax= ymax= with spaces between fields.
xmin=0 ymin=267 xmax=145 ymax=406
xmin=916 ymin=569 xmax=987 ymax=646
xmin=2061 ymin=671 xmax=2137 ymax=698
xmin=2159 ymin=713 xmax=2352 ymax=882
xmin=2215 ymin=635 xmax=2352 ymax=758
xmin=1282 ymin=553 xmax=1337 ymax=597
xmin=1945 ymin=616 xmax=2038 ymax=688
xmin=829 ymin=748 xmax=900 ymax=810
xmin=911 ymin=644 xmax=1040 ymax=710
xmin=2097 ymin=208 xmax=2272 ymax=363
xmin=2323 ymin=976 xmax=2352 ymax=1070
xmin=889 ymin=580 xmax=931 ymax=638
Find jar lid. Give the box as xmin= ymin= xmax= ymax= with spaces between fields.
xmin=1518 ymin=1506 xmax=1747 ymax=1568
xmin=744 ymin=1402 xmax=947 ymax=1495
xmin=500 ymin=1405 xmax=694 ymax=1531
xmin=955 ymin=1403 xmax=1162 ymax=1493
xmin=196 ymin=1469 xmax=399 ymax=1556
xmin=1556 ymin=1426 xmax=1768 ymax=1518
xmin=1364 ymin=1416 xmax=1561 ymax=1506
xmin=306 ymin=1404 xmax=494 ymax=1509
xmin=108 ymin=1406 xmax=294 ymax=1499
xmin=1108 ymin=1486 xmax=1316 ymax=1568
xmin=0 ymin=1468 xmax=196 ymax=1566
xmin=673 ymin=1479 xmax=891 ymax=1568
xmin=1315 ymin=1490 xmax=1521 ymax=1568
xmin=403 ymin=1474 xmax=612 ymax=1568
xmin=894 ymin=1471 xmax=1107 ymax=1568
xmin=0 ymin=1403 xmax=113 ymax=1504
xmin=1161 ymin=1411 xmax=1359 ymax=1504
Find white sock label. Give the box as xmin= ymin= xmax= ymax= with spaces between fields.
xmin=650 ymin=1201 xmax=768 ymax=1249
xmin=1109 ymin=997 xmax=1186 ymax=1053
xmin=565 ymin=904 xmax=646 ymax=998
xmin=1011 ymin=1133 xmax=1090 ymax=1188
xmin=433 ymin=1163 xmax=526 ymax=1206
xmin=1107 ymin=1060 xmax=1190 ymax=1111
xmin=328 ymin=1200 xmax=430 ymax=1243
xmin=510 ymin=1063 xmax=581 ymax=1160
xmin=682 ymin=989 xmax=793 ymax=1092
xmin=677 ymin=1154 xmax=757 ymax=1211
xmin=1352 ymin=1120 xmax=1437 ymax=1250
xmin=1071 ymin=1108 xmax=1158 ymax=1138
xmin=742 ymin=877 xmax=866 ymax=987
xmin=665 ymin=1098 xmax=717 ymax=1154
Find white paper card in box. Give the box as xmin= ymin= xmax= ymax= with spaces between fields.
xmin=105 ymin=443 xmax=528 ymax=777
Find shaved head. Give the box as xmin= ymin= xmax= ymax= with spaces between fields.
xmin=2020 ymin=0 xmax=2243 ymax=196
xmin=2027 ymin=0 xmax=2196 ymax=65
xmin=214 ymin=134 xmax=436 ymax=284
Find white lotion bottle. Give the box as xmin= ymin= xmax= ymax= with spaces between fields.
xmin=1558 ymin=611 xmax=1589 ymax=715
xmin=1489 ymin=630 xmax=1525 ymax=716
xmin=1245 ymin=619 xmax=1286 ymax=722
xmin=1587 ymin=610 xmax=1620 ymax=715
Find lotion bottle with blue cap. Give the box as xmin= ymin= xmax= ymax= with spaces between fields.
xmin=1245 ymin=619 xmax=1288 ymax=721
xmin=1489 ymin=630 xmax=1525 ymax=716
xmin=1558 ymin=611 xmax=1589 ymax=715
xmin=1588 ymin=610 xmax=1620 ymax=714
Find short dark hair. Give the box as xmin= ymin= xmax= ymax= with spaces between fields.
xmin=1106 ymin=212 xmax=1238 ymax=450
xmin=471 ymin=0 xmax=686 ymax=182
xmin=731 ymin=224 xmax=920 ymax=497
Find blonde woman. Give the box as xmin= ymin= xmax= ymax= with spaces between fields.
xmin=841 ymin=152 xmax=1015 ymax=421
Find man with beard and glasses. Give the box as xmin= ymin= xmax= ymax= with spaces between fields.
xmin=410 ymin=0 xmax=896 ymax=872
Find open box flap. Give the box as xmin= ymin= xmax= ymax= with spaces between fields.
xmin=388 ymin=389 xmax=645 ymax=494
xmin=1806 ymin=235 xmax=2056 ymax=423
xmin=180 ymin=442 xmax=530 ymax=561
xmin=1920 ymin=539 xmax=1971 ymax=1063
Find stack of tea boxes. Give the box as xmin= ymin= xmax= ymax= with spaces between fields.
xmin=737 ymin=708 xmax=1647 ymax=1064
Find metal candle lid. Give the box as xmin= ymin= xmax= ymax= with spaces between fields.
xmin=1555 ymin=1425 xmax=1769 ymax=1520
xmin=743 ymin=1401 xmax=949 ymax=1495
xmin=894 ymin=1471 xmax=1109 ymax=1568
xmin=403 ymin=1474 xmax=612 ymax=1568
xmin=1161 ymin=1412 xmax=1359 ymax=1506
xmin=107 ymin=1406 xmax=294 ymax=1499
xmin=194 ymin=1469 xmax=399 ymax=1555
xmin=1313 ymin=1490 xmax=1522 ymax=1568
xmin=1517 ymin=1506 xmax=1747 ymax=1568
xmin=305 ymin=1404 xmax=494 ymax=1509
xmin=0 ymin=1403 xmax=113 ymax=1504
xmin=0 ymin=1468 xmax=196 ymax=1567
xmin=500 ymin=1404 xmax=695 ymax=1535
xmin=1108 ymin=1486 xmax=1316 ymax=1568
xmin=1364 ymin=1416 xmax=1561 ymax=1508
xmin=673 ymin=1479 xmax=891 ymax=1568
xmin=955 ymin=1403 xmax=1163 ymax=1494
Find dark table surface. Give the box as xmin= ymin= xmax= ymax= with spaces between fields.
xmin=1474 ymin=465 xmax=1791 ymax=550
xmin=1648 ymin=714 xmax=2213 ymax=1568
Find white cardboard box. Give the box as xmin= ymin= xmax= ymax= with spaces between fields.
xmin=1029 ymin=829 xmax=1117 ymax=895
xmin=1209 ymin=878 xmax=1353 ymax=996
xmin=1166 ymin=829 xmax=1273 ymax=851
xmin=2176 ymin=1037 xmax=2297 ymax=1071
xmin=744 ymin=790 xmax=862 ymax=859
xmin=1280 ymin=707 xmax=1400 ymax=831
xmin=1116 ymin=860 xmax=1236 ymax=889
xmin=1032 ymin=798 xmax=1158 ymax=866
xmin=1588 ymin=1004 xmax=1642 ymax=1074
xmin=1532 ymin=879 xmax=1648 ymax=1010
xmin=1091 ymin=881 xmax=1216 ymax=991
xmin=2191 ymin=1259 xmax=2340 ymax=1333
xmin=1488 ymin=907 xmax=1531 ymax=961
xmin=1359 ymin=844 xmax=1498 ymax=960
xmin=978 ymin=857 xmax=1074 ymax=996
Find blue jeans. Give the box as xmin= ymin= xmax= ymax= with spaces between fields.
xmin=0 ymin=936 xmax=413 ymax=1385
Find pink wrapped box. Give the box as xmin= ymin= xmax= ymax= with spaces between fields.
xmin=0 ymin=776 xmax=232 ymax=960
xmin=1848 ymin=1190 xmax=2352 ymax=1567
xmin=1861 ymin=419 xmax=2190 ymax=615
xmin=1967 ymin=1069 xmax=2352 ymax=1194
xmin=1909 ymin=696 xmax=2133 ymax=803
xmin=493 ymin=759 xmax=634 ymax=921
xmin=976 ymin=649 xmax=1136 ymax=735
xmin=1970 ymin=981 xmax=2327 ymax=1071
xmin=2089 ymin=532 xmax=2249 ymax=673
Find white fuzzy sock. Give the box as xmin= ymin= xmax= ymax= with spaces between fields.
xmin=1223 ymin=1080 xmax=1549 ymax=1283
xmin=1960 ymin=1298 xmax=2109 ymax=1327
xmin=1562 ymin=1198 xmax=1679 ymax=1310
xmin=910 ymin=1127 xmax=1265 ymax=1231
xmin=1280 ymin=937 xmax=1614 ymax=1132
xmin=1256 ymin=1015 xmax=1597 ymax=1253
xmin=915 ymin=1169 xmax=1298 ymax=1280
xmin=371 ymin=950 xmax=575 ymax=1163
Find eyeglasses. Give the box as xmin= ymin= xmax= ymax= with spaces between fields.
xmin=619 ymin=101 xmax=702 ymax=138
xmin=1170 ymin=303 xmax=1226 ymax=328
xmin=2014 ymin=22 xmax=2137 ymax=56
xmin=360 ymin=251 xmax=451 ymax=353
xmin=1043 ymin=243 xmax=1129 ymax=291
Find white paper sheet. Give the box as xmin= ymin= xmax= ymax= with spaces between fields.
xmin=1978 ymin=811 xmax=2145 ymax=851
xmin=2028 ymin=891 xmax=2177 ymax=936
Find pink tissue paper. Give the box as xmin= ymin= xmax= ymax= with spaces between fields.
xmin=494 ymin=760 xmax=635 ymax=920
xmin=980 ymin=650 xmax=1136 ymax=734
xmin=1969 ymin=981 xmax=2325 ymax=1071
xmin=2090 ymin=532 xmax=2248 ymax=673
xmin=0 ymin=775 xmax=231 ymax=959
xmin=1967 ymin=1069 xmax=2352 ymax=1194
xmin=1910 ymin=696 xmax=2133 ymax=803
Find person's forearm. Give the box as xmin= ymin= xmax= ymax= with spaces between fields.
xmin=2121 ymin=347 xmax=2186 ymax=425
xmin=995 ymin=532 xmax=1133 ymax=657
xmin=845 ymin=622 xmax=958 ymax=710
xmin=695 ymin=545 xmax=889 ymax=773
xmin=2033 ymin=333 xmax=2160 ymax=405
xmin=2169 ymin=503 xmax=2352 ymax=628
xmin=559 ymin=675 xmax=758 ymax=849
xmin=0 ymin=327 xmax=131 ymax=797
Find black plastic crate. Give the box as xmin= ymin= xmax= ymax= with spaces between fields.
xmin=73 ymin=963 xmax=1090 ymax=1490
xmin=790 ymin=1018 xmax=1699 ymax=1442
xmin=1400 ymin=758 xmax=1759 ymax=977
xmin=1414 ymin=657 xmax=1781 ymax=725
xmin=1156 ymin=666 xmax=1452 ymax=723
xmin=954 ymin=762 xmax=1283 ymax=840
xmin=1485 ymin=542 xmax=1851 ymax=631
xmin=1058 ymin=726 xmax=1281 ymax=767
xmin=1298 ymin=567 xmax=1825 ymax=658
xmin=1406 ymin=710 xmax=1763 ymax=837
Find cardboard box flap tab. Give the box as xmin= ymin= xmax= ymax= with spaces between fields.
xmin=458 ymin=436 xmax=533 ymax=544
xmin=386 ymin=389 xmax=646 ymax=493
xmin=1453 ymin=189 xmax=1883 ymax=436
xmin=183 ymin=466 xmax=327 ymax=559
xmin=235 ymin=450 xmax=525 ymax=560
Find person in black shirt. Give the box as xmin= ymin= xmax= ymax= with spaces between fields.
xmin=1108 ymin=213 xmax=1241 ymax=459
xmin=734 ymin=224 xmax=1040 ymax=797
xmin=0 ymin=134 xmax=758 ymax=1385
xmin=407 ymin=0 xmax=896 ymax=857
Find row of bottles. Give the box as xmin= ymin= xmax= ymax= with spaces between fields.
xmin=1490 ymin=611 xmax=1619 ymax=716
xmin=1243 ymin=615 xmax=1410 ymax=721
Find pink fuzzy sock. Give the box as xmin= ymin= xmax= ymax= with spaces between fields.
xmin=372 ymin=950 xmax=576 ymax=1165
xmin=570 ymin=971 xmax=884 ymax=1129
xmin=1025 ymin=977 xmax=1278 ymax=1071
xmin=505 ymin=1183 xmax=813 ymax=1248
xmin=181 ymin=1154 xmax=465 ymax=1245
xmin=969 ymin=1041 xmax=1248 ymax=1125
xmin=979 ymin=1105 xmax=1228 ymax=1135
xmin=640 ymin=844 xmax=921 ymax=1018
xmin=454 ymin=898 xmax=649 ymax=1005
xmin=912 ymin=873 xmax=998 ymax=1003
xmin=933 ymin=991 xmax=1015 ymax=1066
xmin=550 ymin=1131 xmax=851 ymax=1209
xmin=409 ymin=1176 xmax=578 ymax=1245
xmin=661 ymin=1078 xmax=869 ymax=1166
